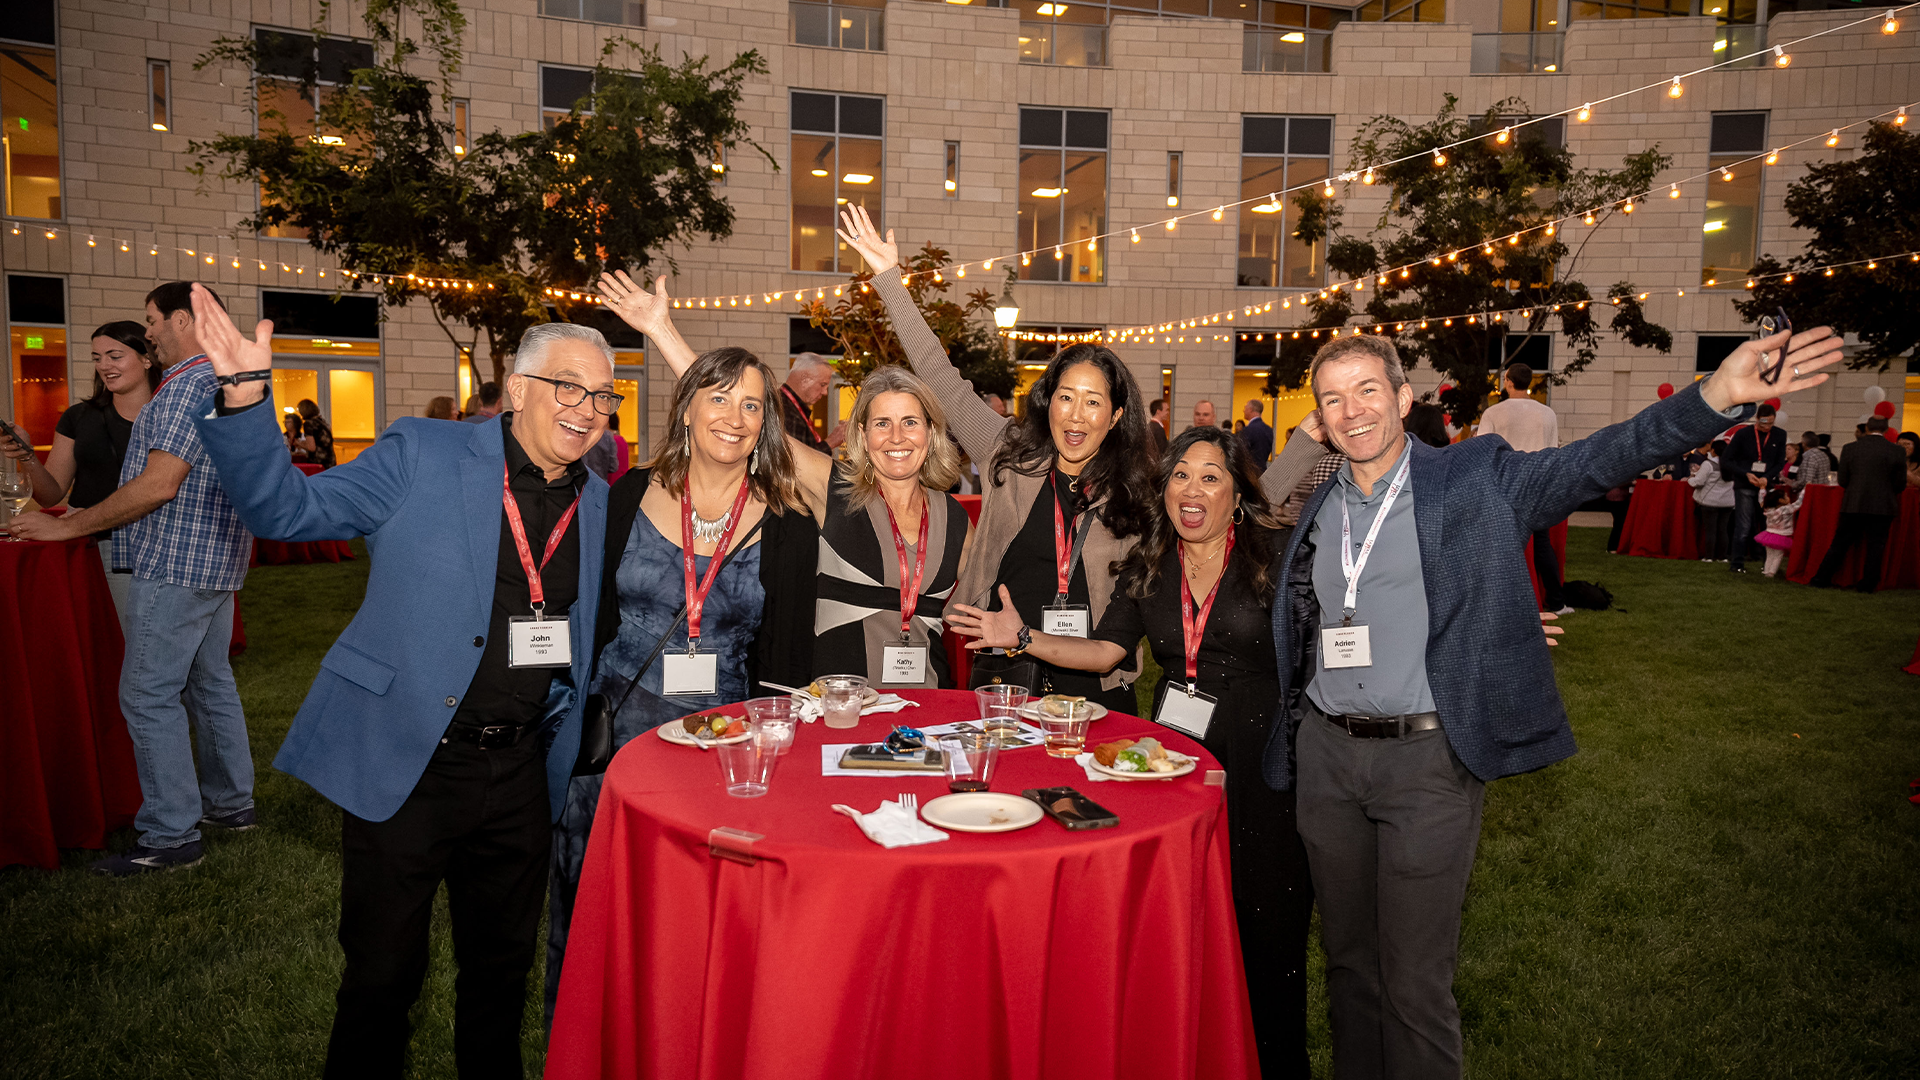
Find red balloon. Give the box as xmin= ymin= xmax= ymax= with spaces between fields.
xmin=1888 ymin=428 xmax=1903 ymax=443
xmin=1656 ymin=383 xmax=1675 ymax=399
xmin=1437 ymin=383 xmax=1453 ymax=395
xmin=1764 ymin=397 xmax=1782 ymax=411
xmin=1873 ymin=400 xmax=1897 ymax=418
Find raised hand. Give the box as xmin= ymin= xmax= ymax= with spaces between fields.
xmin=1701 ymin=326 xmax=1844 ymax=413
xmin=836 ymin=205 xmax=899 ymax=275
xmin=946 ymin=585 xmax=1027 ymax=650
xmin=191 ymin=284 xmax=273 ymax=406
xmin=595 ymin=270 xmax=677 ymax=341
xmin=1299 ymin=409 xmax=1327 ymax=445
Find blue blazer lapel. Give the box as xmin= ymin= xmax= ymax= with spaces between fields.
xmin=460 ymin=419 xmax=507 ymax=626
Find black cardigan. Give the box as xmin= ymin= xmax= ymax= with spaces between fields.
xmin=594 ymin=468 xmax=818 ymax=694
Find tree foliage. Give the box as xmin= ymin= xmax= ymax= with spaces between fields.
xmin=800 ymin=244 xmax=1017 ymax=395
xmin=191 ymin=0 xmax=769 ymax=385
xmin=1295 ymin=95 xmax=1673 ymax=425
xmin=1734 ymin=121 xmax=1920 ymax=372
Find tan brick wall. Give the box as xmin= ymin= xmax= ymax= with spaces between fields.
xmin=4 ymin=1 xmax=1913 ymax=444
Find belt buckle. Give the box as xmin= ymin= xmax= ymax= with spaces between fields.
xmin=476 ymin=724 xmax=517 ymax=750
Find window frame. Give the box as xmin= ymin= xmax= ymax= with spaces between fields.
xmin=0 ymin=27 xmax=65 ymax=222
xmin=1703 ymin=110 xmax=1768 ymax=288
xmin=451 ymin=97 xmax=469 ymax=157
xmin=536 ymin=0 xmax=647 ymax=29
xmin=790 ymin=90 xmax=886 ymax=275
xmin=149 ymin=60 xmax=172 ymax=132
xmin=945 ymin=140 xmax=960 ymax=198
xmin=1237 ymin=114 xmax=1334 ymax=290
xmin=1016 ymin=106 xmax=1110 ymax=286
xmin=251 ymin=27 xmax=376 ymax=239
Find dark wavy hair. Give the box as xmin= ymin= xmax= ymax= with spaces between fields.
xmin=646 ymin=346 xmax=807 ymax=514
xmin=86 ymin=321 xmax=160 ymax=405
xmin=1115 ymin=425 xmax=1284 ymax=605
xmin=989 ymin=343 xmax=1156 ymax=539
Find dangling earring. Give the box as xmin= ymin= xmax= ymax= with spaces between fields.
xmin=751 ymin=442 xmax=760 ymax=474
xmin=683 ymin=423 xmax=691 ymax=456
xmin=1232 ymin=504 xmax=1244 ymax=524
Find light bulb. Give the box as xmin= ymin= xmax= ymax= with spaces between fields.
xmin=1898 ymin=108 xmax=1909 ymax=126
xmin=1021 ymin=252 xmax=1030 ymax=265
xmin=1668 ymin=76 xmax=1683 ymax=99
xmin=1166 ymin=219 xmax=1177 ymax=231
xmin=1483 ymin=243 xmax=1494 ymax=255
xmin=1766 ymin=149 xmax=1780 ymax=164
xmin=1584 ymin=211 xmax=1596 ymax=225
xmin=87 ymin=235 xmax=95 ymax=246
xmin=1773 ymin=45 xmax=1790 ymax=67
xmin=1670 ymin=184 xmax=1681 ymax=198
xmin=1323 ymin=182 xmax=1335 ymax=197
xmin=1497 ymin=127 xmax=1510 ymax=144
xmin=1722 ymin=168 xmax=1734 ymax=181
xmin=1577 ymin=103 xmax=1591 ymax=122
xmin=1433 ymin=148 xmax=1447 ymax=167
xmin=1212 ymin=206 xmax=1223 ymax=222
xmin=1053 ymin=246 xmax=1064 ymax=260
xmin=1827 ymin=129 xmax=1841 ymax=147
xmin=1130 ymin=229 xmax=1140 ymax=243
xmin=1546 ymin=223 xmax=1556 ymax=235
xmin=1622 ymin=199 xmax=1633 ymax=214
xmin=1363 ymin=168 xmax=1375 ymax=184
xmin=1508 ymin=234 xmax=1520 ymax=244
xmin=1885 ymin=10 xmax=1899 ymax=33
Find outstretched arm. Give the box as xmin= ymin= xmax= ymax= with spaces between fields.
xmin=946 ymin=585 xmax=1129 ymax=672
xmin=838 ymin=206 xmax=1009 ymax=466
xmin=1260 ymin=412 xmax=1330 ymax=506
xmin=596 ymin=272 xmax=698 ymax=378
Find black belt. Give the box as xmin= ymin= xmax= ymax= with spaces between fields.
xmin=1320 ymin=709 xmax=1442 ymax=739
xmin=442 ymin=722 xmax=538 ymax=750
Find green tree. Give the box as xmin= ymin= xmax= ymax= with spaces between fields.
xmin=191 ymin=0 xmax=769 ymax=386
xmin=800 ymin=243 xmax=1016 ymax=394
xmin=1735 ymin=120 xmax=1920 ymax=371
xmin=1295 ymin=95 xmax=1673 ymax=425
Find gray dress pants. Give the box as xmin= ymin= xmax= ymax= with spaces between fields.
xmin=1295 ymin=708 xmax=1486 ymax=1080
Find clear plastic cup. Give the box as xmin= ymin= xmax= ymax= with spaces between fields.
xmin=817 ymin=674 xmax=868 ymax=730
xmin=715 ymin=730 xmax=781 ymax=797
xmin=742 ymin=696 xmax=798 ymax=756
xmin=1039 ymin=699 xmax=1091 ymax=758
xmin=974 ymin=684 xmax=1029 ymax=740
xmin=938 ymin=731 xmax=1001 ymax=793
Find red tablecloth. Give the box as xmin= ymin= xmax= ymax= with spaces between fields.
xmin=0 ymin=536 xmax=141 ymax=869
xmin=1523 ymin=519 xmax=1568 ymax=607
xmin=1905 ymin=633 xmax=1920 ymax=677
xmin=955 ymin=494 xmax=982 ymax=525
xmin=1787 ymin=486 xmax=1920 ymax=590
xmin=547 ymin=689 xmax=1256 ymax=1080
xmin=1617 ymin=478 xmax=1698 ymax=560
xmin=250 ymin=463 xmax=355 ymax=566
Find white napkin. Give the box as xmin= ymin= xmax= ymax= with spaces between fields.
xmin=831 ymin=800 xmax=949 ymax=848
xmin=1072 ymin=753 xmax=1112 ymax=782
xmin=792 ymin=693 xmax=920 ymax=723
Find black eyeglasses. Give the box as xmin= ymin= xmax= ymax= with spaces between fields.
xmin=521 ymin=374 xmax=625 ymax=416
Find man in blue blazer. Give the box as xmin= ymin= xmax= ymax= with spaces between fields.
xmin=1265 ymin=325 xmax=1844 ymax=1080
xmin=187 ymin=286 xmax=613 ymax=1079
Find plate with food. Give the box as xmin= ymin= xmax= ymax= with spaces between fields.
xmin=791 ymin=680 xmax=883 ymax=708
xmin=919 ymin=792 xmax=1043 ymax=833
xmin=657 ymin=711 xmax=753 ymax=747
xmin=1088 ymin=736 xmax=1196 ymax=780
xmin=1015 ymin=694 xmax=1110 ymax=724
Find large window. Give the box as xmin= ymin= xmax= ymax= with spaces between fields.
xmin=539 ymin=0 xmax=645 ymax=27
xmin=1243 ymin=2 xmax=1355 ymax=73
xmin=6 ymin=274 xmax=65 ymax=450
xmin=791 ymin=92 xmax=884 ymax=274
xmin=1472 ymin=0 xmax=1563 ymax=73
xmin=1239 ymin=115 xmax=1332 ymax=289
xmin=1018 ymin=108 xmax=1107 ymax=285
xmin=541 ymin=66 xmax=595 ymax=129
xmin=1703 ymin=111 xmax=1766 ymax=288
xmin=2 ymin=4 xmax=62 ymax=220
xmin=1570 ymin=0 xmax=1691 ymax=17
xmin=262 ymin=290 xmax=382 ymax=463
xmin=255 ymin=28 xmax=375 ymax=238
xmin=793 ymin=0 xmax=885 ymax=51
xmin=1353 ymin=0 xmax=1447 ymax=21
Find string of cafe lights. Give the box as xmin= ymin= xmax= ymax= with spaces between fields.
xmin=1002 ymin=102 xmax=1917 ymax=345
xmin=2 ymin=4 xmax=1911 ymax=306
xmin=1003 ymin=247 xmax=1920 ymax=347
xmin=650 ymin=2 xmax=1920 ymax=311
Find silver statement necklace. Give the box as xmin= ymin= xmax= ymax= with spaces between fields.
xmin=690 ymin=507 xmax=733 ymax=545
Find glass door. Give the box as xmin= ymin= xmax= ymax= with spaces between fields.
xmin=270 ymin=338 xmax=382 ymax=464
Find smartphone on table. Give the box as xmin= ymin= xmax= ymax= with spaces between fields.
xmin=1022 ymin=786 xmax=1119 ymax=830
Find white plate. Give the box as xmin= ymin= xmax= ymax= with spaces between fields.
xmin=657 ymin=722 xmax=752 ymax=747
xmin=919 ymin=792 xmax=1043 ymax=833
xmin=1089 ymin=753 xmax=1197 ymax=781
xmin=1016 ymin=700 xmax=1110 ymax=724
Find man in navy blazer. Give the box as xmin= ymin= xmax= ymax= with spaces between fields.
xmin=1265 ymin=326 xmax=1844 ymax=1080
xmin=188 ymin=286 xmax=614 ymax=1079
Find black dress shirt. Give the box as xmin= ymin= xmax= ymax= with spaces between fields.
xmin=453 ymin=414 xmax=586 ymax=730
xmin=990 ymin=470 xmax=1092 ymax=625
xmin=779 ymin=385 xmax=828 ymax=453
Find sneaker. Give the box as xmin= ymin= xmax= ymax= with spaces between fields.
xmin=1554 ymin=605 xmax=1575 ymax=616
xmin=1731 ymin=566 xmax=1748 ymax=574
xmin=199 ymin=806 xmax=257 ymax=831
xmin=90 ymin=841 xmax=204 ymax=877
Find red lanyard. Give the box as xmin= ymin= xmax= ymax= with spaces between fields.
xmin=781 ymin=386 xmax=815 ymax=436
xmin=1753 ymin=424 xmax=1766 ymax=459
xmin=680 ymin=478 xmax=753 ymax=642
xmin=500 ymin=463 xmax=582 ymax=615
xmin=1177 ymin=530 xmax=1236 ymax=685
xmin=154 ymin=355 xmax=209 ymax=395
xmin=1052 ymin=475 xmax=1079 ymax=600
xmin=882 ymin=494 xmax=931 ymax=641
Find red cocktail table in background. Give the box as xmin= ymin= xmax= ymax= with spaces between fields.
xmin=0 ymin=534 xmax=141 ymax=870
xmin=1787 ymin=485 xmax=1919 ymax=590
xmin=547 ymin=689 xmax=1256 ymax=1080
xmin=251 ymin=464 xmax=355 ymax=566
xmin=1617 ymin=478 xmax=1699 ymax=560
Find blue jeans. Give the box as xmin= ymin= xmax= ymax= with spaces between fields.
xmin=121 ymin=576 xmax=254 ymax=849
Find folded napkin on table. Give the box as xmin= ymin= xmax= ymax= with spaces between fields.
xmin=831 ymin=800 xmax=949 ymax=848
xmin=792 ymin=693 xmax=920 ymax=723
xmin=1072 ymin=752 xmax=1111 ymax=782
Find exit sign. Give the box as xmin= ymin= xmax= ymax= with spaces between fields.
xmin=25 ymin=335 xmax=44 ymax=349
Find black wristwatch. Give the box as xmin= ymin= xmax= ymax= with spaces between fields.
xmin=1008 ymin=624 xmax=1033 ymax=657
xmin=216 ymin=370 xmax=274 ymax=387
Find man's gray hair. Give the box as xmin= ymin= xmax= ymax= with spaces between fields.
xmin=1308 ymin=335 xmax=1408 ymax=398
xmin=790 ymin=352 xmax=833 ymax=376
xmin=1245 ymin=399 xmax=1264 ymax=416
xmin=513 ymin=322 xmax=615 ymax=374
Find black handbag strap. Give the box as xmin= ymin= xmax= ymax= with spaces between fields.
xmin=600 ymin=514 xmax=768 ymax=718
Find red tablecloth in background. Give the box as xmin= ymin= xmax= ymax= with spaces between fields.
xmin=0 ymin=535 xmax=141 ymax=869
xmin=1523 ymin=519 xmax=1568 ymax=608
xmin=547 ymin=689 xmax=1256 ymax=1080
xmin=1617 ymin=478 xmax=1698 ymax=560
xmin=1905 ymin=634 xmax=1920 ymax=676
xmin=955 ymin=493 xmax=982 ymax=524
xmin=1787 ymin=486 xmax=1920 ymax=590
xmin=945 ymin=497 xmax=986 ymax=684
xmin=253 ymin=463 xmax=356 ymax=566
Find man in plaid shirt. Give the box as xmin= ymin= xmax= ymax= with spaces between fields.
xmin=13 ymin=281 xmax=255 ymax=875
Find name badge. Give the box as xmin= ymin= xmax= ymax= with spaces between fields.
xmin=880 ymin=644 xmax=929 ymax=685
xmin=1750 ymin=461 xmax=1766 ymax=473
xmin=1321 ymin=623 xmax=1373 ymax=669
xmin=507 ymin=617 xmax=571 ymax=668
xmin=1156 ymin=683 xmax=1216 ymax=739
xmin=1042 ymin=603 xmax=1090 ymax=638
xmin=662 ymin=650 xmax=719 ymax=696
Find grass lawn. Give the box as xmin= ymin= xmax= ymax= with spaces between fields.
xmin=3 ymin=529 xmax=1917 ymax=1078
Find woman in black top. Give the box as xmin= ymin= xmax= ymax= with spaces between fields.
xmin=949 ymin=425 xmax=1315 ymax=1079
xmin=1 ymin=322 xmax=159 ymax=514
xmin=293 ymin=399 xmax=336 ymax=468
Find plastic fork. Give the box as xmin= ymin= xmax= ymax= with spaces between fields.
xmin=898 ymin=792 xmax=917 ymax=817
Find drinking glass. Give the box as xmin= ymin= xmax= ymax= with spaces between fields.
xmin=0 ymin=463 xmax=29 ymax=542
xmin=974 ymin=684 xmax=1029 ymax=741
xmin=939 ymin=731 xmax=1001 ymax=793
xmin=714 ymin=729 xmax=781 ymax=797
xmin=817 ymin=674 xmax=868 ymax=730
xmin=1040 ymin=699 xmax=1092 ymax=758
xmin=742 ymin=696 xmax=798 ymax=756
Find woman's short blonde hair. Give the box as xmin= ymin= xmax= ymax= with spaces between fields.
xmin=839 ymin=364 xmax=962 ymax=509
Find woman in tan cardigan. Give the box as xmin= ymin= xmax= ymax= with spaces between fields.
xmin=838 ymin=207 xmax=1330 ymax=713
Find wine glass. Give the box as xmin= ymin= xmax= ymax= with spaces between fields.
xmin=0 ymin=457 xmax=31 ymax=541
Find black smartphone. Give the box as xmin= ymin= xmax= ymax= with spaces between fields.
xmin=1757 ymin=308 xmax=1791 ymax=384
xmin=839 ymin=745 xmax=945 ymax=772
xmin=1022 ymin=786 xmax=1119 ymax=830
